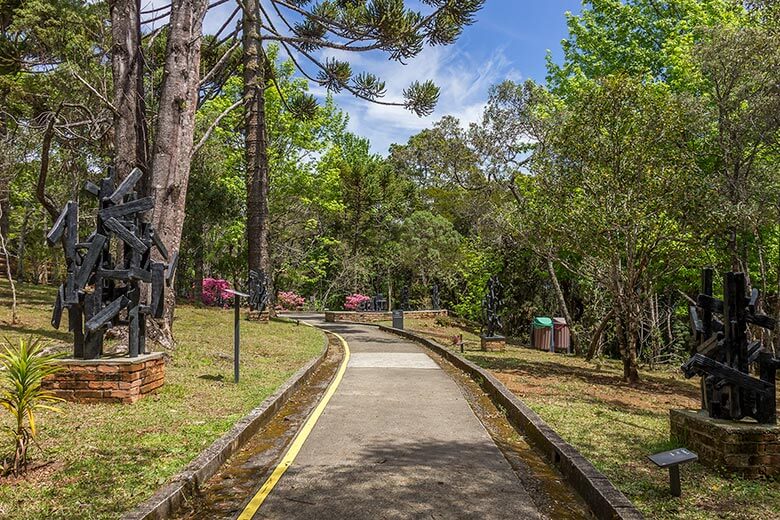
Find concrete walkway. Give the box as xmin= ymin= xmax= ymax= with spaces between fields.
xmin=252 ymin=318 xmax=541 ymax=519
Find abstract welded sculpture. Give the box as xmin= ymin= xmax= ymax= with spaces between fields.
xmin=248 ymin=269 xmax=269 ymax=312
xmin=684 ymin=269 xmax=779 ymax=424
xmin=482 ymin=275 xmax=503 ymax=338
xmin=47 ymin=167 xmax=177 ymax=359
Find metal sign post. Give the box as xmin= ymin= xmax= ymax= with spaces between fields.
xmin=224 ymin=289 xmax=249 ymax=384
xmin=648 ymin=448 xmax=698 ymax=497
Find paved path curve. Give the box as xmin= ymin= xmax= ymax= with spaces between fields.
xmin=250 ymin=318 xmax=541 ymax=519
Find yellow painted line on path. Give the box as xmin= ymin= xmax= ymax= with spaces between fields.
xmin=237 ymin=327 xmax=350 ymax=520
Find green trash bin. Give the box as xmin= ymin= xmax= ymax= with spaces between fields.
xmin=532 ymin=317 xmax=553 ymax=351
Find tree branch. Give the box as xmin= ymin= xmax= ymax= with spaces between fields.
xmin=191 ymin=98 xmax=244 ymax=157
xmin=37 ymin=108 xmax=62 ymax=220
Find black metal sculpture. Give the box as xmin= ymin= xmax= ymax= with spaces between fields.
xmin=432 ymin=283 xmax=440 ymax=311
xmin=47 ymin=167 xmax=176 ymax=359
xmin=684 ymin=269 xmax=779 ymax=424
xmin=400 ymin=286 xmax=410 ymax=311
xmin=482 ymin=276 xmax=503 ymax=338
xmin=371 ymin=293 xmax=388 ymax=312
xmin=248 ymin=269 xmax=269 ymax=312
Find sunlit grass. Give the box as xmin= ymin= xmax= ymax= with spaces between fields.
xmin=0 ymin=280 xmax=324 ymax=519
xmin=407 ymin=317 xmax=780 ymax=520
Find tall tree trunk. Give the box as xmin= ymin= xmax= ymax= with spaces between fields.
xmin=616 ymin=303 xmax=641 ymax=384
xmin=545 ymin=256 xmax=580 ymax=354
xmin=243 ymin=0 xmax=273 ymax=309
xmin=149 ymin=0 xmax=209 ymax=343
xmin=16 ymin=205 xmax=31 ymax=282
xmin=109 ymin=0 xmax=148 ymax=185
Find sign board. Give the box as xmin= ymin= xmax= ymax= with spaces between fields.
xmin=648 ymin=448 xmax=698 ymax=468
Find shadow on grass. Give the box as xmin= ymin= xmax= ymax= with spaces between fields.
xmin=0 ymin=322 xmax=72 ymax=344
xmin=467 ymin=354 xmax=700 ymax=402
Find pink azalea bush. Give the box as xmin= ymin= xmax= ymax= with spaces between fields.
xmin=344 ymin=293 xmax=371 ymax=311
xmin=202 ymin=278 xmax=233 ymax=307
xmin=278 ymin=291 xmax=305 ymax=310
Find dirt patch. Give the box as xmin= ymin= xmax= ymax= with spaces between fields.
xmin=0 ymin=460 xmax=64 ymax=486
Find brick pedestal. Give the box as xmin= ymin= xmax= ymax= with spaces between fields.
xmin=481 ymin=335 xmax=506 ymax=352
xmin=247 ymin=310 xmax=270 ymax=322
xmin=325 ymin=309 xmax=448 ymax=323
xmin=43 ymin=353 xmax=165 ymax=404
xmin=670 ymin=409 xmax=780 ymax=478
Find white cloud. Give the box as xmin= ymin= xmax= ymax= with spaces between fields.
xmin=313 ymin=44 xmax=523 ymax=155
xmin=140 ymin=1 xmax=523 ymax=155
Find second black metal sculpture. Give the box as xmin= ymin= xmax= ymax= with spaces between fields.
xmin=482 ymin=276 xmax=503 ymax=338
xmin=47 ymin=167 xmax=177 ymax=359
xmin=684 ymin=268 xmax=779 ymax=424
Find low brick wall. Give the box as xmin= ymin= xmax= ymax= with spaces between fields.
xmin=43 ymin=353 xmax=165 ymax=404
xmin=481 ymin=336 xmax=506 ymax=352
xmin=325 ymin=309 xmax=448 ymax=323
xmin=670 ymin=409 xmax=780 ymax=478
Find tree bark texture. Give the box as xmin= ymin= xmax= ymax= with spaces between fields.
xmin=243 ymin=0 xmax=273 ymax=303
xmin=149 ymin=0 xmax=208 ymax=337
xmin=109 ymin=0 xmax=149 ymax=186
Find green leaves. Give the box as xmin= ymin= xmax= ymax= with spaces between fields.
xmin=0 ymin=337 xmax=63 ymax=476
xmin=403 ymin=80 xmax=440 ymax=117
xmin=317 ymin=58 xmax=352 ymax=92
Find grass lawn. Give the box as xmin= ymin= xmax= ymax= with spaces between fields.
xmin=0 ymin=280 xmax=325 ymax=519
xmin=399 ymin=317 xmax=780 ymax=520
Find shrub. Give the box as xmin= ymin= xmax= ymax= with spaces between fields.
xmin=0 ymin=338 xmax=63 ymax=476
xmin=344 ymin=293 xmax=371 ymax=311
xmin=202 ymin=278 xmax=233 ymax=307
xmin=277 ymin=291 xmax=305 ymax=310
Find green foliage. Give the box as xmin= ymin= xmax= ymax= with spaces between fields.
xmin=452 ymin=239 xmax=499 ymax=321
xmin=0 ymin=337 xmax=62 ymax=476
xmin=546 ymin=0 xmax=745 ymax=95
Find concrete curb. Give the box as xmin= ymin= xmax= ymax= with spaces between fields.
xmin=122 ymin=330 xmax=331 ymax=520
xmin=379 ymin=325 xmax=643 ymax=520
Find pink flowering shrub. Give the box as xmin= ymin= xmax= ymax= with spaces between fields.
xmin=344 ymin=293 xmax=371 ymax=311
xmin=202 ymin=278 xmax=233 ymax=307
xmin=278 ymin=291 xmax=305 ymax=310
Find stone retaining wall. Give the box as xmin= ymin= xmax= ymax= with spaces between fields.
xmin=43 ymin=353 xmax=165 ymax=404
xmin=325 ymin=309 xmax=448 ymax=323
xmin=670 ymin=409 xmax=780 ymax=478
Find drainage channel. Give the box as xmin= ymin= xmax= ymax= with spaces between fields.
xmin=427 ymin=348 xmax=593 ymax=520
xmin=174 ymin=333 xmax=344 ymax=519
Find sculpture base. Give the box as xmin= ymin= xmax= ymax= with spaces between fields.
xmin=42 ymin=353 xmax=165 ymax=404
xmin=481 ymin=335 xmax=506 ymax=352
xmin=670 ymin=409 xmax=780 ymax=478
xmin=247 ymin=310 xmax=270 ymax=322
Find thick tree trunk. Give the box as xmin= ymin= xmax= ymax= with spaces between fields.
xmin=616 ymin=304 xmax=641 ymax=384
xmin=149 ymin=0 xmax=208 ymax=343
xmin=243 ymin=0 xmax=273 ymax=309
xmin=109 ymin=0 xmax=148 ymax=185
xmin=546 ymin=256 xmax=580 ymax=354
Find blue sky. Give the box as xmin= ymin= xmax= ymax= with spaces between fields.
xmin=146 ymin=1 xmax=583 ymax=155
xmin=312 ymin=1 xmax=584 ymax=154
